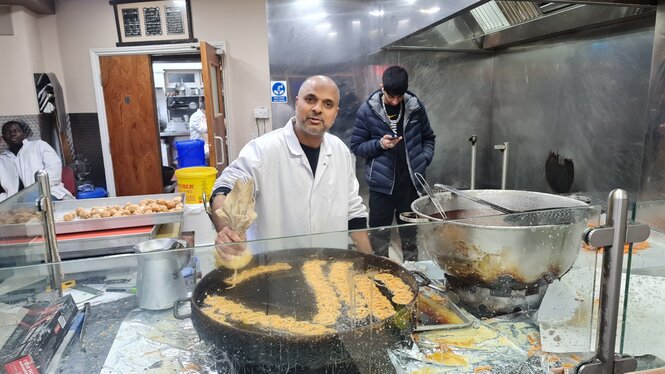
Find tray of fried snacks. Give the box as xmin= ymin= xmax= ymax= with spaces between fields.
xmin=47 ymin=193 xmax=185 ymax=234
xmin=415 ymin=286 xmax=473 ymax=331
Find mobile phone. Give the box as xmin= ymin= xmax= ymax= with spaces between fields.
xmin=388 ymin=135 xmax=400 ymax=140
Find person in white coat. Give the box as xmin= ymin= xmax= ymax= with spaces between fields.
xmin=0 ymin=120 xmax=74 ymax=202
xmin=188 ymin=98 xmax=209 ymax=156
xmin=210 ymin=75 xmax=371 ymax=258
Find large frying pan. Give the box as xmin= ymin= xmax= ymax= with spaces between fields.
xmin=175 ymin=248 xmax=418 ymax=372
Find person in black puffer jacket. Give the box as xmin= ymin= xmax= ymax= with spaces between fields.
xmin=350 ymin=66 xmax=436 ymax=261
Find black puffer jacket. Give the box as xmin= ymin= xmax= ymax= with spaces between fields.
xmin=350 ymin=90 xmax=436 ymax=195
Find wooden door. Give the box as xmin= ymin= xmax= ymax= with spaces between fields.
xmin=100 ymin=55 xmax=162 ymax=196
xmin=200 ymin=41 xmax=229 ymax=172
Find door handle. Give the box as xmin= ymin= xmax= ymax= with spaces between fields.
xmin=214 ymin=136 xmax=225 ymax=166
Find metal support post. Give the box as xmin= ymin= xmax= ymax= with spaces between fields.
xmin=35 ymin=170 xmax=63 ymax=297
xmin=469 ymin=135 xmax=478 ymax=190
xmin=494 ymin=142 xmax=509 ymax=189
xmin=578 ymin=189 xmax=650 ymax=374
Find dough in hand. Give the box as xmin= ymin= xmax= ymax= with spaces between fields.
xmin=215 ymin=248 xmax=252 ymax=270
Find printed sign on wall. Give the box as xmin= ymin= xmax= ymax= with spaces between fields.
xmin=271 ymin=81 xmax=287 ymax=103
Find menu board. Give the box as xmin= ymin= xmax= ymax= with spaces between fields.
xmin=112 ymin=0 xmax=195 ymax=46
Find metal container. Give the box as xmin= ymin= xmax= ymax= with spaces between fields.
xmin=135 ymin=238 xmax=190 ymax=310
xmin=410 ymin=190 xmax=593 ymax=288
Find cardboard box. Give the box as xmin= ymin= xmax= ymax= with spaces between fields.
xmin=0 ymin=295 xmax=77 ymax=374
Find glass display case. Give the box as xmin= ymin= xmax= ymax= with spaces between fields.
xmin=620 ymin=198 xmax=665 ymax=369
xmin=0 ymin=205 xmax=614 ymax=373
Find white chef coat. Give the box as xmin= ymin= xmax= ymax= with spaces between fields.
xmin=0 ymin=139 xmax=73 ymax=202
xmin=188 ymin=109 xmax=209 ymax=155
xmin=213 ymin=118 xmax=368 ymax=252
xmin=188 ymin=109 xmax=207 ymax=141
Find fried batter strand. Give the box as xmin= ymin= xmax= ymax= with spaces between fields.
xmin=354 ymin=274 xmax=395 ymax=320
xmin=374 ymin=273 xmax=415 ymax=304
xmin=224 ymin=262 xmax=292 ymax=286
xmin=202 ymin=295 xmax=333 ymax=336
xmin=329 ymin=262 xmax=369 ymax=319
xmin=302 ymin=260 xmax=342 ymax=326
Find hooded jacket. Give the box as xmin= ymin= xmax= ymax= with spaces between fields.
xmin=350 ymin=89 xmax=436 ymax=195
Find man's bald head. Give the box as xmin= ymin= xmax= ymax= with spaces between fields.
xmin=294 ymin=75 xmax=340 ymax=145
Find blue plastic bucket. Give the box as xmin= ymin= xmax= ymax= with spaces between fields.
xmin=175 ymin=139 xmax=206 ymax=168
xmin=77 ymin=187 xmax=108 ymax=199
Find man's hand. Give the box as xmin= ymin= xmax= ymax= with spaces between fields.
xmin=380 ymin=134 xmax=402 ymax=150
xmin=215 ymin=226 xmax=247 ymax=261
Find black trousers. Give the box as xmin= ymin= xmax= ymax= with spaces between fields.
xmin=368 ymin=186 xmax=420 ymax=261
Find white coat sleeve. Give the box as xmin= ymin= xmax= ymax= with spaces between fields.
xmin=39 ymin=142 xmax=64 ymax=187
xmin=346 ymin=153 xmax=368 ymax=220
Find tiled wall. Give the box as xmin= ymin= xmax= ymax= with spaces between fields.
xmin=68 ymin=113 xmax=106 ymax=189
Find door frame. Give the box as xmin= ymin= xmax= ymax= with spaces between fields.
xmin=89 ymin=42 xmax=228 ymax=197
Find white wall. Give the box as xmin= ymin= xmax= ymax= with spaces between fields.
xmin=1 ymin=0 xmax=271 ymax=160
xmin=0 ymin=7 xmax=44 ymax=115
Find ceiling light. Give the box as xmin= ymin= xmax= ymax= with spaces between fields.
xmin=351 ymin=19 xmax=361 ymax=26
xmin=369 ymin=10 xmax=384 ymax=17
xmin=328 ymin=32 xmax=338 ymax=37
xmin=419 ymin=6 xmax=440 ymax=15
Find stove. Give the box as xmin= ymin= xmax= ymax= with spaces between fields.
xmin=445 ymin=274 xmax=550 ymax=318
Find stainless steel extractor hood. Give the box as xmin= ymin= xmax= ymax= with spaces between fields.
xmin=385 ymin=0 xmax=656 ymax=52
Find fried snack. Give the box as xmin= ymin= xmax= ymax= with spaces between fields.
xmin=329 ymin=262 xmax=369 ymax=319
xmin=58 ymin=196 xmax=183 ymax=221
xmin=353 ymin=274 xmax=395 ymax=320
xmin=302 ymin=260 xmax=342 ymax=326
xmin=224 ymin=262 xmax=292 ymax=286
xmin=202 ymin=295 xmax=333 ymax=335
xmin=374 ymin=273 xmax=414 ymax=304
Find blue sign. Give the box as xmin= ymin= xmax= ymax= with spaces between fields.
xmin=271 ymin=81 xmax=287 ymax=103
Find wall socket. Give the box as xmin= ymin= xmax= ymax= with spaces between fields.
xmin=253 ymin=107 xmax=270 ymax=119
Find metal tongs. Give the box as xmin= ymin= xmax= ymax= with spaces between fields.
xmin=414 ymin=173 xmax=447 ymax=220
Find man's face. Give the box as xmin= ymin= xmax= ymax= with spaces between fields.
xmin=382 ymin=89 xmax=404 ymax=106
xmin=2 ymin=123 xmax=26 ymax=147
xmin=294 ymin=78 xmax=339 ymax=137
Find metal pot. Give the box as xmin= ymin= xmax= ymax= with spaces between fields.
xmin=135 ymin=238 xmax=190 ymax=310
xmin=410 ymin=190 xmax=593 ymax=287
xmin=174 ymin=248 xmax=417 ymax=372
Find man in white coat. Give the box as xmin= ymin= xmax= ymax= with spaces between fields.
xmin=210 ymin=75 xmax=371 ymax=257
xmin=0 ymin=120 xmax=74 ymax=202
xmin=188 ymin=99 xmax=209 ymax=156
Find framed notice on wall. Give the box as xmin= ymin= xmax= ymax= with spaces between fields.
xmin=110 ymin=0 xmax=196 ymax=46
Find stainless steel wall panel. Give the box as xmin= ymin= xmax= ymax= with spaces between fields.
xmin=396 ymin=52 xmax=493 ymax=189
xmin=491 ymin=27 xmax=653 ymax=199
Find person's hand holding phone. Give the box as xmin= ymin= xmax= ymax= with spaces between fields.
xmin=380 ymin=134 xmax=402 ymax=149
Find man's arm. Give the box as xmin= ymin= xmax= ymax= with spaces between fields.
xmin=418 ymin=105 xmax=436 ymax=165
xmin=350 ymin=230 xmax=372 ymax=254
xmin=350 ymin=106 xmax=384 ymax=159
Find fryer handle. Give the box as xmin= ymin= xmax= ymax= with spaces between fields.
xmin=411 ymin=270 xmax=432 ymax=287
xmin=173 ymin=297 xmax=192 ymax=320
xmin=412 ymin=270 xmax=449 ymax=294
